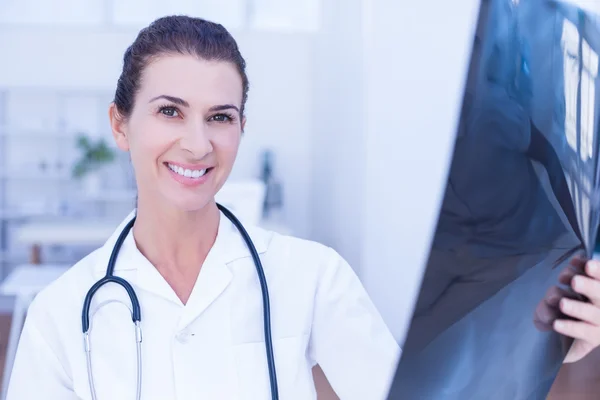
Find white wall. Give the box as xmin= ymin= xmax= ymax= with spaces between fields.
xmin=233 ymin=32 xmax=314 ymax=239
xmin=360 ymin=0 xmax=481 ymax=344
xmin=310 ymin=0 xmax=482 ymax=343
xmin=0 ymin=26 xmax=315 ymax=238
xmin=309 ymin=0 xmax=365 ymax=271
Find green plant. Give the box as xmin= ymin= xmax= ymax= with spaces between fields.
xmin=72 ymin=134 xmax=116 ymax=178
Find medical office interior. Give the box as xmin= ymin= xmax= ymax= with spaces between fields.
xmin=2 ymin=0 xmax=600 ymax=399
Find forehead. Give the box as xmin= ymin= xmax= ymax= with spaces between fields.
xmin=137 ymin=54 xmax=243 ymax=106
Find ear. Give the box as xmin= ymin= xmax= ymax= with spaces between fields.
xmin=109 ymin=103 xmax=130 ymax=152
xmin=241 ymin=116 xmax=247 ymax=134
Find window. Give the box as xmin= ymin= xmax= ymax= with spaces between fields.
xmin=561 ymin=18 xmax=598 ymax=162
xmin=581 ymin=38 xmax=598 ymax=161
xmin=0 ymin=0 xmax=321 ymax=32
xmin=0 ymin=0 xmax=105 ymax=26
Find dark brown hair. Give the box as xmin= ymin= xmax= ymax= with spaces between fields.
xmin=113 ymin=15 xmax=249 ymax=119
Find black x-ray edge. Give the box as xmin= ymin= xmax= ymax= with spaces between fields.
xmin=387 ymin=0 xmax=600 ymax=398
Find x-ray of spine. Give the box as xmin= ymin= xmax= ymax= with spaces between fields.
xmin=388 ymin=0 xmax=600 ymax=398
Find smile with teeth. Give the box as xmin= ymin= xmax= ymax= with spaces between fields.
xmin=167 ymin=163 xmax=210 ymax=179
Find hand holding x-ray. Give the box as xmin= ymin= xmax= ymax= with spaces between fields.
xmin=534 ymin=256 xmax=600 ymax=363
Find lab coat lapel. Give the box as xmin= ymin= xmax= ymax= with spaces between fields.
xmin=178 ymin=212 xmax=272 ymax=329
xmin=91 ymin=210 xmax=189 ymax=305
xmin=178 ymin=214 xmax=234 ymax=329
xmin=91 ymin=211 xmax=180 ymax=304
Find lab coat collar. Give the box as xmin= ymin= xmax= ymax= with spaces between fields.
xmin=91 ymin=208 xmax=272 ymax=277
xmin=87 ymin=209 xmax=272 ymax=328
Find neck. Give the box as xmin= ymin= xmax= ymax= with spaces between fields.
xmin=132 ymin=197 xmax=220 ymax=273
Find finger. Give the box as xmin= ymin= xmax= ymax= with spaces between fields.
xmin=572 ymin=275 xmax=600 ymax=304
xmin=534 ymin=318 xmax=554 ymax=331
xmin=534 ymin=286 xmax=572 ymax=330
xmin=570 ymin=255 xmax=587 ymax=270
xmin=554 ymin=319 xmax=600 ymax=343
xmin=534 ymin=300 xmax=562 ymax=330
xmin=544 ymin=285 xmax=570 ymax=307
xmin=559 ymin=266 xmax=578 ymax=285
xmin=560 ymin=298 xmax=600 ymax=326
xmin=586 ymin=260 xmax=600 ymax=280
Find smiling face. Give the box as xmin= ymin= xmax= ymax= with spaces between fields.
xmin=109 ymin=54 xmax=245 ymax=213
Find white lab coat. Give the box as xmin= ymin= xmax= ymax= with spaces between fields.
xmin=6 ymin=210 xmax=400 ymax=400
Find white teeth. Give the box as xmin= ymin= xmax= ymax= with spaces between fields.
xmin=168 ymin=163 xmax=207 ymax=179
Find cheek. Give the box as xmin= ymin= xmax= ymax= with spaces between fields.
xmin=215 ymin=128 xmax=241 ymax=165
xmin=128 ymin=121 xmax=176 ymax=165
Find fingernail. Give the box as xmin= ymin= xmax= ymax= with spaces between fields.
xmin=554 ymin=320 xmax=565 ymax=330
xmin=572 ymin=276 xmax=582 ymax=289
xmin=589 ymin=261 xmax=599 ymax=274
xmin=561 ymin=298 xmax=571 ymax=311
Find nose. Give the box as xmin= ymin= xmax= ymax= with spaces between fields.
xmin=179 ymin=121 xmax=213 ymax=158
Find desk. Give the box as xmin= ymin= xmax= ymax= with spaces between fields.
xmin=15 ymin=220 xmax=118 ymax=264
xmin=0 ymin=264 xmax=69 ymax=400
xmin=15 ymin=217 xmax=292 ymax=264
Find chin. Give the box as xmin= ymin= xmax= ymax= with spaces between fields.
xmin=161 ymin=191 xmax=215 ymax=213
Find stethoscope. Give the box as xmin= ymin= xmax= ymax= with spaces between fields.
xmin=81 ymin=203 xmax=279 ymax=400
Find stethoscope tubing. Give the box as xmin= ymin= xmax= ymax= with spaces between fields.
xmin=80 ymin=204 xmax=278 ymax=400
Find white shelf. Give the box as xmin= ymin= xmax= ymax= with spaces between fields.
xmin=0 ymin=189 xmax=136 ymax=220
xmin=0 ymin=132 xmax=73 ymax=139
xmin=0 ymin=210 xmax=39 ymax=220
xmin=0 ymin=126 xmax=109 ymax=140
xmin=0 ymin=250 xmax=16 ymax=264
xmin=75 ymin=190 xmax=136 ymax=202
xmin=15 ymin=219 xmax=117 ymax=246
xmin=0 ymin=172 xmax=70 ymax=180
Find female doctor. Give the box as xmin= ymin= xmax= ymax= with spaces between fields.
xmin=5 ymin=15 xmax=400 ymax=400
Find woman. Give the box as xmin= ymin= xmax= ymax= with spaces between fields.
xmin=6 ymin=16 xmax=399 ymax=400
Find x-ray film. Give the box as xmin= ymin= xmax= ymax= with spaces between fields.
xmin=388 ymin=0 xmax=600 ymax=398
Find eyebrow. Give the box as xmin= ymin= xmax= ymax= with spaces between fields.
xmin=149 ymin=95 xmax=189 ymax=107
xmin=209 ymin=104 xmax=240 ymax=113
xmin=149 ymin=95 xmax=239 ymax=113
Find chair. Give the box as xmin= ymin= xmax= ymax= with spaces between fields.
xmin=0 ymin=264 xmax=69 ymax=400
